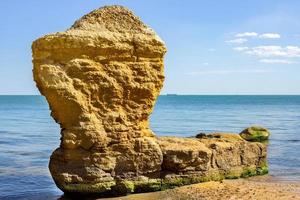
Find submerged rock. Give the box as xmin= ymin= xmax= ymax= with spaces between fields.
xmin=240 ymin=126 xmax=270 ymax=142
xmin=32 ymin=5 xmax=268 ymax=196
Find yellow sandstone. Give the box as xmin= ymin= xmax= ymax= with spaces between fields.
xmin=32 ymin=5 xmax=268 ymax=195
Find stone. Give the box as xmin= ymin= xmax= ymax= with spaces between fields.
xmin=159 ymin=133 xmax=267 ymax=184
xmin=195 ymin=132 xmax=207 ymax=138
xmin=239 ymin=126 xmax=270 ymax=142
xmin=32 ymin=5 xmax=269 ymax=196
xmin=32 ymin=5 xmax=165 ymax=194
xmin=158 ymin=137 xmax=212 ymax=172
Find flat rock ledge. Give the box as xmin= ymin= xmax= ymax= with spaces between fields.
xmin=57 ymin=134 xmax=267 ymax=196
xmin=32 ymin=5 xmax=268 ymax=197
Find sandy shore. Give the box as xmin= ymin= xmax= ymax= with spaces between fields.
xmin=99 ymin=176 xmax=300 ymax=200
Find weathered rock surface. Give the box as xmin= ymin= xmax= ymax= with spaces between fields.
xmin=32 ymin=5 xmax=268 ymax=196
xmin=240 ymin=126 xmax=270 ymax=142
xmin=159 ymin=134 xmax=267 ymax=188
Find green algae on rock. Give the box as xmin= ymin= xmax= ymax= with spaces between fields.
xmin=240 ymin=126 xmax=270 ymax=142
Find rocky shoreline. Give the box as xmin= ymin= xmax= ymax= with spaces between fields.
xmin=56 ymin=133 xmax=268 ymax=196
xmin=32 ymin=5 xmax=270 ymax=196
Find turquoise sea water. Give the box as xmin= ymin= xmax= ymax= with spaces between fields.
xmin=0 ymin=95 xmax=299 ymax=199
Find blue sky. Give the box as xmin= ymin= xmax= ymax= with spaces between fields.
xmin=0 ymin=0 xmax=300 ymax=95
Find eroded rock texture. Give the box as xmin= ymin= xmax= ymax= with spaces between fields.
xmin=32 ymin=5 xmax=268 ymax=195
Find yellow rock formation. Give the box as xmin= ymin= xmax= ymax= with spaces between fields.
xmin=32 ymin=5 xmax=268 ymax=195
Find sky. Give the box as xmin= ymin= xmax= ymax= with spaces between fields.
xmin=0 ymin=0 xmax=300 ymax=95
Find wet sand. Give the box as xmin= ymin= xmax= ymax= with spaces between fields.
xmin=100 ymin=176 xmax=300 ymax=200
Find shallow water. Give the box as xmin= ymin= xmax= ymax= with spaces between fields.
xmin=0 ymin=95 xmax=299 ymax=199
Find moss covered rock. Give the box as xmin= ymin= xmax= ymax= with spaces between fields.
xmin=239 ymin=126 xmax=270 ymax=142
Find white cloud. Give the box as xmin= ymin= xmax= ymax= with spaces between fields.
xmin=233 ymin=47 xmax=249 ymax=51
xmin=234 ymin=32 xmax=281 ymax=39
xmin=236 ymin=45 xmax=300 ymax=58
xmin=246 ymin=46 xmax=285 ymax=57
xmin=226 ymin=38 xmax=248 ymax=44
xmin=235 ymin=32 xmax=258 ymax=37
xmin=259 ymin=33 xmax=281 ymax=39
xmin=286 ymin=45 xmax=300 ymax=54
xmin=260 ymin=59 xmax=294 ymax=64
xmin=186 ymin=69 xmax=268 ymax=76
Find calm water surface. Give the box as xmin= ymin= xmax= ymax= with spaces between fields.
xmin=0 ymin=95 xmax=299 ymax=199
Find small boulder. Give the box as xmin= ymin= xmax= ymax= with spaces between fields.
xmin=239 ymin=126 xmax=270 ymax=142
xmin=195 ymin=132 xmax=207 ymax=138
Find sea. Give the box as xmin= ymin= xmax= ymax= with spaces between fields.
xmin=0 ymin=95 xmax=299 ymax=199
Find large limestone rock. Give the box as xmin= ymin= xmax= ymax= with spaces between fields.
xmin=33 ymin=5 xmax=165 ymax=193
xmin=32 ymin=5 xmax=268 ymax=196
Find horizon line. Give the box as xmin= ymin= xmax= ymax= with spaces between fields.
xmin=1 ymin=94 xmax=300 ymax=96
